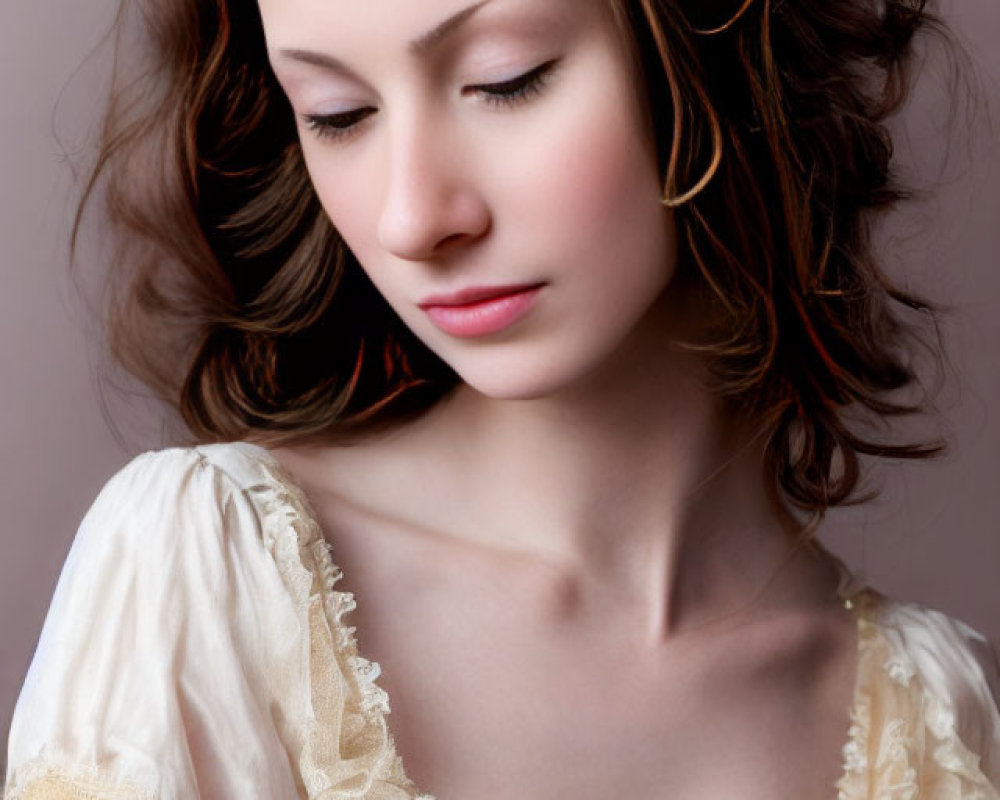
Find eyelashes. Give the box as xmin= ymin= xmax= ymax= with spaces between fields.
xmin=473 ymin=58 xmax=557 ymax=109
xmin=302 ymin=59 xmax=559 ymax=144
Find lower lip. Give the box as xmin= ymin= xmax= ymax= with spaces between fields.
xmin=423 ymin=286 xmax=544 ymax=338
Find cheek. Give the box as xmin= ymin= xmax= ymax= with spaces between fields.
xmin=492 ymin=50 xmax=669 ymax=254
xmin=302 ymin=151 xmax=394 ymax=286
xmin=539 ymin=125 xmax=665 ymax=269
xmin=538 ymin=118 xmax=658 ymax=229
xmin=529 ymin=133 xmax=677 ymax=391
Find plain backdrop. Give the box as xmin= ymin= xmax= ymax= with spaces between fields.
xmin=2 ymin=0 xmax=998 ymax=768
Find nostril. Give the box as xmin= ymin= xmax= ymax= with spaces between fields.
xmin=437 ymin=231 xmax=472 ymax=250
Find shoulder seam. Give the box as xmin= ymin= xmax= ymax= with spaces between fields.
xmin=192 ymin=442 xmax=277 ymax=494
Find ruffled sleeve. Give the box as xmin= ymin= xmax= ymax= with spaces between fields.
xmin=888 ymin=602 xmax=1000 ymax=787
xmin=837 ymin=591 xmax=1000 ymax=799
xmin=2 ymin=448 xmax=303 ymax=800
xmin=3 ymin=443 xmax=434 ymax=800
xmin=226 ymin=444 xmax=433 ymax=800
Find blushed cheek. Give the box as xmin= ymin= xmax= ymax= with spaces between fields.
xmin=524 ymin=57 xmax=659 ymax=227
xmin=561 ymin=126 xmax=656 ymax=233
xmin=524 ymin=89 xmax=671 ymax=281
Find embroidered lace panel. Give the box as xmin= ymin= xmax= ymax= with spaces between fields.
xmin=3 ymin=761 xmax=153 ymax=800
xmin=252 ymin=455 xmax=436 ymax=800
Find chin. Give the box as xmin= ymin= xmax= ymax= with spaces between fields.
xmin=462 ymin=374 xmax=569 ymax=402
xmin=437 ymin=337 xmax=625 ymax=403
xmin=445 ymin=359 xmax=568 ymax=402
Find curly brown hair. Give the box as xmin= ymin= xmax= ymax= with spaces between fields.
xmin=76 ymin=0 xmax=952 ymax=519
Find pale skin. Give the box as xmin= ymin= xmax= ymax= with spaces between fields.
xmin=259 ymin=0 xmax=860 ymax=796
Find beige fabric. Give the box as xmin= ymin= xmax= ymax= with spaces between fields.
xmin=5 ymin=762 xmax=151 ymax=800
xmin=835 ymin=589 xmax=1000 ymax=799
xmin=3 ymin=442 xmax=998 ymax=799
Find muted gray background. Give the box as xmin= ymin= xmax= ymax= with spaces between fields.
xmin=2 ymin=0 xmax=998 ymax=762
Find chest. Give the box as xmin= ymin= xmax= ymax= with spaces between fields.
xmin=372 ymin=629 xmax=852 ymax=800
xmin=316 ymin=518 xmax=857 ymax=800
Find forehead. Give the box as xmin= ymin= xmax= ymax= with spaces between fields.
xmin=257 ymin=0 xmax=626 ymax=60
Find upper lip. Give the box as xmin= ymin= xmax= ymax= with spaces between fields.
xmin=418 ymin=282 xmax=545 ymax=308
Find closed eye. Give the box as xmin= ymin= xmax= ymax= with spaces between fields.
xmin=467 ymin=58 xmax=558 ymax=108
xmin=303 ymin=107 xmax=375 ymax=141
xmin=302 ymin=58 xmax=559 ymax=143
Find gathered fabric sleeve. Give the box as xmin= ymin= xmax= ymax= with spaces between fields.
xmin=2 ymin=448 xmax=304 ymax=800
xmin=892 ymin=603 xmax=1000 ymax=788
xmin=837 ymin=591 xmax=1000 ymax=800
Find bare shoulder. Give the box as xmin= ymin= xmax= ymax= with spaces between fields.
xmin=267 ymin=414 xmax=472 ymax=538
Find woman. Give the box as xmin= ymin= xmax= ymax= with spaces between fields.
xmin=4 ymin=0 xmax=999 ymax=797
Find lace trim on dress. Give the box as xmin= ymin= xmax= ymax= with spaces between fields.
xmin=834 ymin=589 xmax=999 ymax=800
xmin=3 ymin=759 xmax=153 ymax=800
xmin=252 ymin=455 xmax=436 ymax=800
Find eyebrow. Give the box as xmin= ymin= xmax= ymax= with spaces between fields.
xmin=278 ymin=0 xmax=497 ymax=76
xmin=411 ymin=0 xmax=495 ymax=57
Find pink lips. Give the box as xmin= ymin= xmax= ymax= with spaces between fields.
xmin=418 ymin=283 xmax=545 ymax=338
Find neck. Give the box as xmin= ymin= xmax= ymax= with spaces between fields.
xmin=393 ymin=304 xmax=835 ymax=645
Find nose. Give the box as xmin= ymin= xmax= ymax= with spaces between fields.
xmin=376 ymin=116 xmax=491 ymax=261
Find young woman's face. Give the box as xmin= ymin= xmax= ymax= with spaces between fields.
xmin=260 ymin=0 xmax=679 ymax=399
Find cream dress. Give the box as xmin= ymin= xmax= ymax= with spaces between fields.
xmin=3 ymin=443 xmax=999 ymax=799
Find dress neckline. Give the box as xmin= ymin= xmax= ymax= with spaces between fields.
xmin=242 ymin=441 xmax=873 ymax=800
